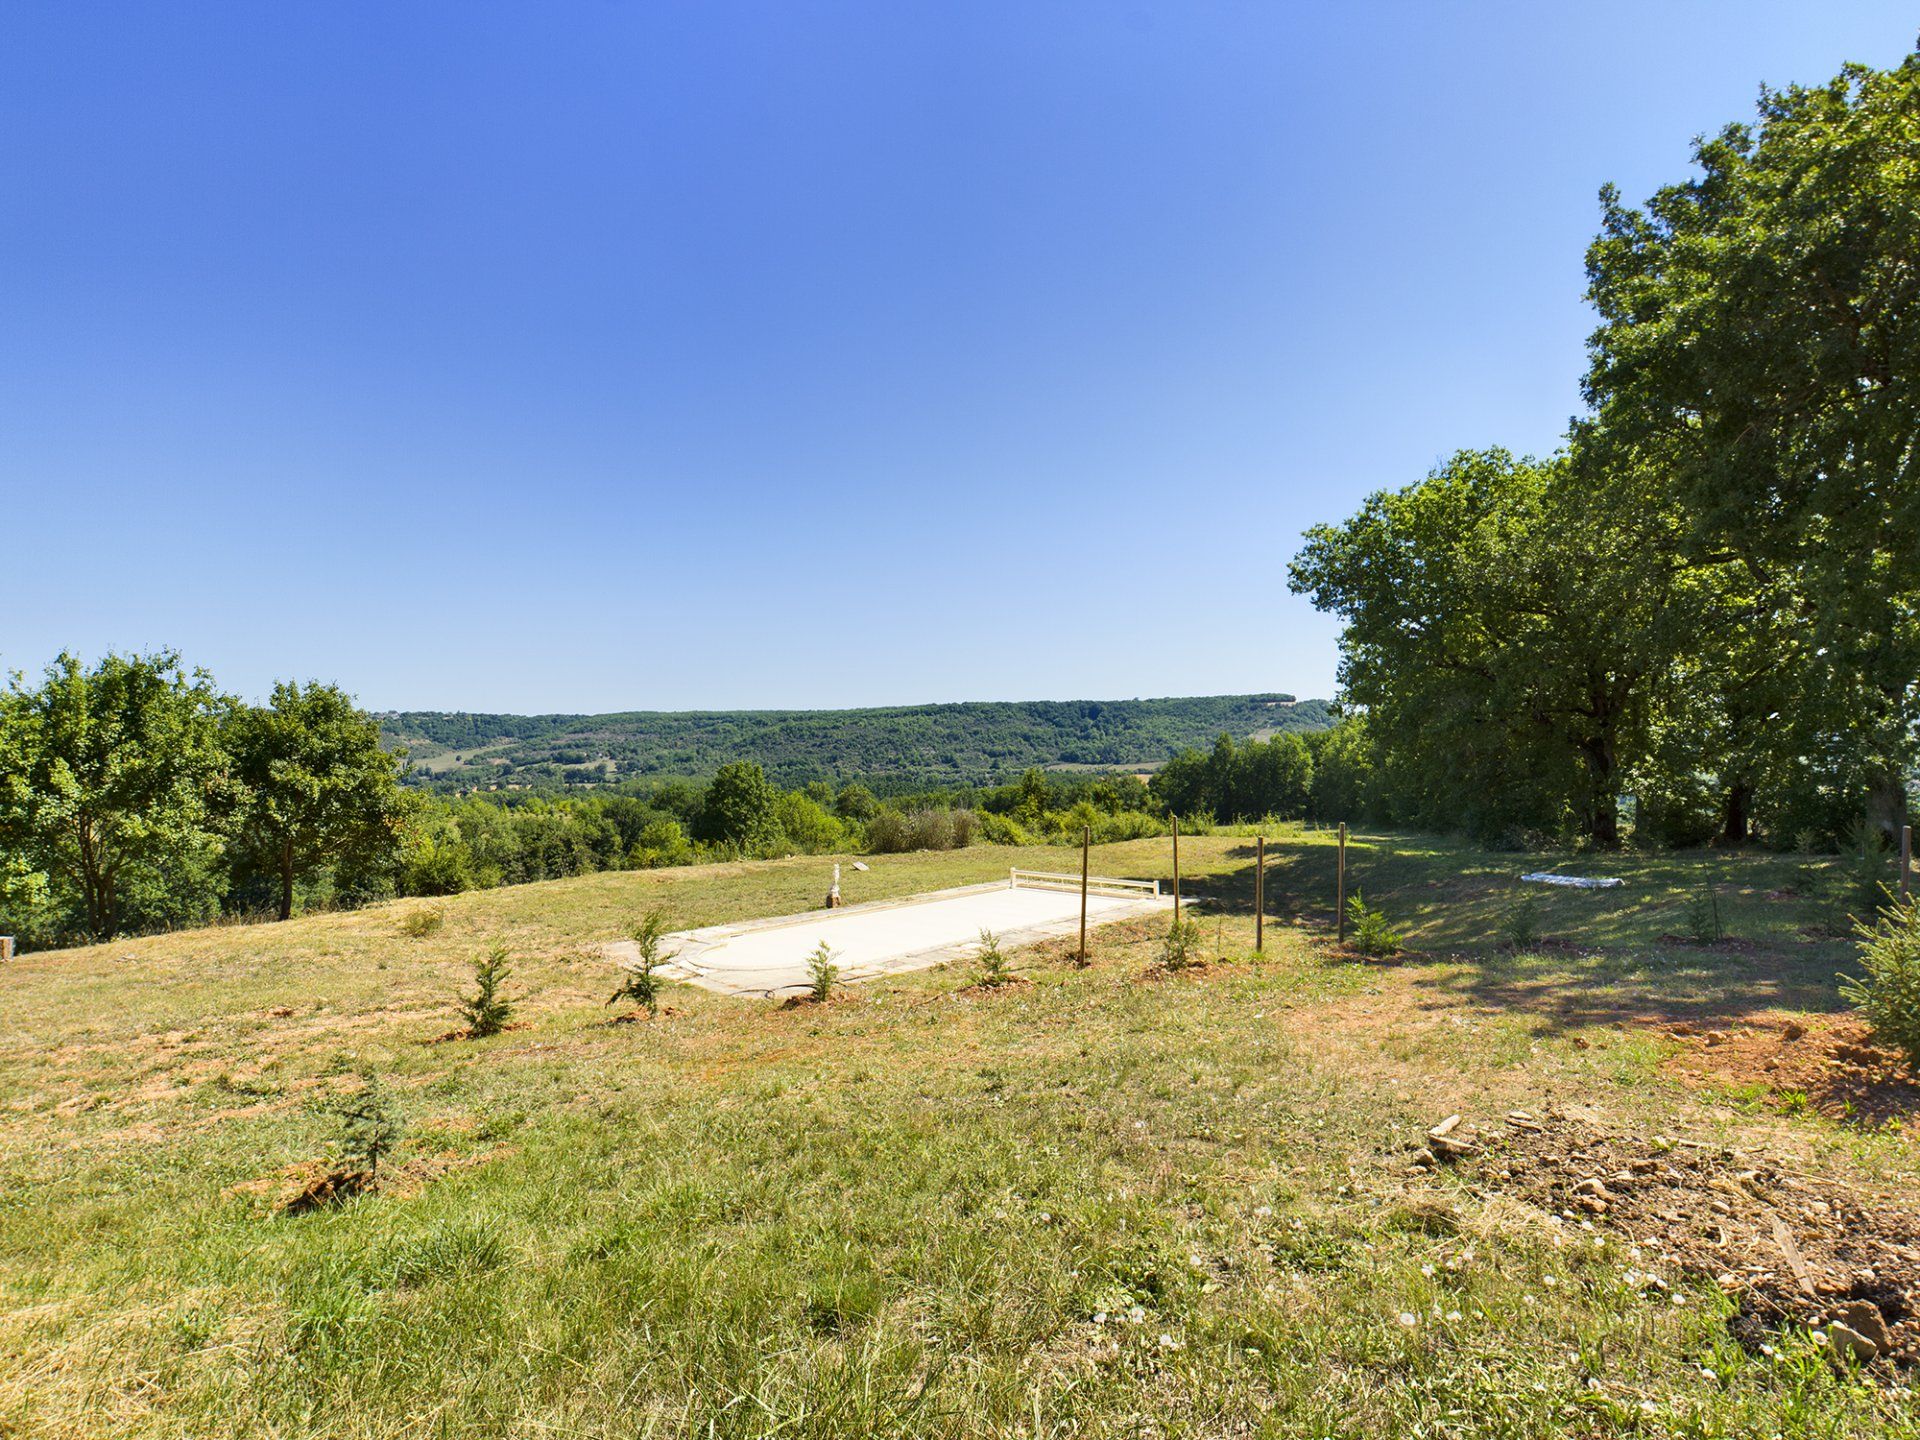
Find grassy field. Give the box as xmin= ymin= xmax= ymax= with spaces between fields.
xmin=6 ymin=830 xmax=1918 ymax=1437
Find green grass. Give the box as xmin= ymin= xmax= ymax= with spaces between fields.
xmin=3 ymin=834 xmax=1915 ymax=1437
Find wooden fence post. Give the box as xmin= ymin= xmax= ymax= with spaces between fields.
xmin=1255 ymin=834 xmax=1265 ymax=953
xmin=1079 ymin=825 xmax=1090 ymax=963
xmin=0 ymin=936 xmax=12 ymax=963
xmin=1171 ymin=815 xmax=1181 ymax=916
xmin=1336 ymin=822 xmax=1348 ymax=943
xmin=1904 ymin=824 xmax=1913 ymax=904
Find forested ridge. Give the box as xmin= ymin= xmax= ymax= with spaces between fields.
xmin=378 ymin=694 xmax=1333 ymax=792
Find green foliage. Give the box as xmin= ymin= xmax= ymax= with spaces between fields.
xmin=771 ymin=790 xmax=847 ymax=854
xmin=1344 ymin=890 xmax=1402 ymax=957
xmin=0 ymin=649 xmax=226 ymax=940
xmin=1498 ymin=893 xmax=1541 ymax=948
xmin=608 ymin=910 xmax=670 ymax=1015
xmin=1842 ymin=896 xmax=1920 ymax=1067
xmin=220 ymin=681 xmax=412 ymax=921
xmin=380 ymin=695 xmax=1333 ymax=794
xmin=805 ymin=941 xmax=839 ymax=1002
xmin=975 ymin=928 xmax=1013 ymax=987
xmin=336 ymin=1070 xmax=404 ymax=1183
xmin=698 ymin=761 xmax=781 ymax=850
xmin=397 ymin=907 xmax=444 ymax=939
xmin=865 ymin=807 xmax=978 ymax=853
xmin=1151 ymin=732 xmax=1313 ymax=824
xmin=458 ymin=942 xmax=515 ymax=1037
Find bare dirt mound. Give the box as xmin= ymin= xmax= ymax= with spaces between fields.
xmin=1662 ymin=1017 xmax=1920 ymax=1130
xmin=1474 ymin=1112 xmax=1920 ymax=1365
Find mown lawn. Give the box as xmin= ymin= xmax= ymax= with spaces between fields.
xmin=4 ymin=832 xmax=1916 ymax=1437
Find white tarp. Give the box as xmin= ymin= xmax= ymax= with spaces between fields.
xmin=1519 ymin=872 xmax=1623 ymax=890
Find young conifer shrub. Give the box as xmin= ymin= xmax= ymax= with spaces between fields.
xmin=1843 ymin=895 xmax=1920 ymax=1066
xmin=976 ymin=928 xmax=1013 ymax=986
xmin=1499 ymin=893 xmax=1541 ymax=948
xmin=1345 ymin=890 xmax=1402 ymax=957
xmin=1685 ymin=886 xmax=1725 ymax=943
xmin=458 ymin=942 xmax=514 ymax=1037
xmin=806 ymin=941 xmax=840 ymax=1002
xmin=398 ymin=907 xmax=445 ymax=939
xmin=337 ymin=1070 xmax=405 ymax=1185
xmin=1161 ymin=915 xmax=1201 ymax=970
xmin=608 ymin=910 xmax=670 ymax=1016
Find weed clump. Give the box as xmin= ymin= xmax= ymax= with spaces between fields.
xmin=806 ymin=941 xmax=839 ymax=1002
xmin=1345 ymin=890 xmax=1402 ymax=957
xmin=608 ymin=910 xmax=670 ymax=1016
xmin=398 ymin=908 xmax=444 ymax=939
xmin=1843 ymin=895 xmax=1920 ymax=1066
xmin=458 ymin=942 xmax=514 ymax=1038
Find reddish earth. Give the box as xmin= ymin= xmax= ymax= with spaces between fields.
xmin=1661 ymin=1015 xmax=1920 ymax=1131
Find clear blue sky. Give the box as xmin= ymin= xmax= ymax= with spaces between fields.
xmin=4 ymin=4 xmax=1913 ymax=713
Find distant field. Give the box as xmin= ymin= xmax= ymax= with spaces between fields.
xmin=7 ymin=832 xmax=1918 ymax=1437
xmin=378 ymin=693 xmax=1333 ymax=791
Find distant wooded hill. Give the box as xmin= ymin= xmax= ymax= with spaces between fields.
xmin=379 ymin=694 xmax=1334 ymax=792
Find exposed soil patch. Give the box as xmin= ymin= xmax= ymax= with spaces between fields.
xmin=232 ymin=1146 xmax=508 ymax=1214
xmin=954 ymin=975 xmax=1034 ymax=996
xmin=427 ymin=1020 xmax=535 ymax=1044
xmin=1469 ymin=1111 xmax=1920 ymax=1365
xmin=607 ymin=1006 xmax=681 ymax=1024
xmin=1662 ymin=1016 xmax=1920 ymax=1130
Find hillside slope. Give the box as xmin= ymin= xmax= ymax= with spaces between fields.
xmin=380 ymin=693 xmax=1333 ymax=790
xmin=6 ymin=836 xmax=1912 ymax=1437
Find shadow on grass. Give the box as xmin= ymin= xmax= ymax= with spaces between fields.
xmin=1190 ymin=830 xmax=1857 ymax=1037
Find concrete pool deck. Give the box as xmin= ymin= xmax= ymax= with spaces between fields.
xmin=604 ymin=879 xmax=1177 ymax=998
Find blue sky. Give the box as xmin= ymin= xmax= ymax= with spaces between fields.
xmin=3 ymin=4 xmax=1914 ymax=713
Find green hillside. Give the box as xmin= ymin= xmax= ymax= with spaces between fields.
xmin=379 ymin=693 xmax=1333 ymax=792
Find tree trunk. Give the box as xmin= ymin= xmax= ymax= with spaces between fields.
xmin=1721 ymin=781 xmax=1752 ymax=845
xmin=1579 ymin=734 xmax=1621 ymax=847
xmin=278 ymin=839 xmax=295 ymax=922
xmin=1866 ymin=767 xmax=1909 ymax=846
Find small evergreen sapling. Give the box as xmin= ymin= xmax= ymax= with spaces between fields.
xmin=1344 ymin=890 xmax=1402 ymax=957
xmin=806 ymin=941 xmax=839 ymax=1002
xmin=976 ymin=928 xmax=1013 ymax=986
xmin=1843 ymin=895 xmax=1920 ymax=1067
xmin=609 ymin=909 xmax=670 ymax=1016
xmin=459 ymin=942 xmax=514 ymax=1037
xmin=337 ymin=1070 xmax=404 ymax=1185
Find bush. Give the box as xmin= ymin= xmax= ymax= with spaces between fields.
xmin=806 ymin=941 xmax=839 ymax=1002
xmin=397 ymin=907 xmax=444 ymax=939
xmin=1344 ymin=890 xmax=1402 ymax=957
xmin=337 ymin=1071 xmax=404 ymax=1184
xmin=864 ymin=807 xmax=976 ymax=854
xmin=979 ymin=811 xmax=1034 ymax=847
xmin=608 ymin=910 xmax=670 ymax=1016
xmin=1842 ymin=895 xmax=1920 ymax=1066
xmin=1498 ymin=893 xmax=1541 ymax=948
xmin=975 ymin=928 xmax=1013 ymax=986
xmin=458 ymin=942 xmax=514 ymax=1037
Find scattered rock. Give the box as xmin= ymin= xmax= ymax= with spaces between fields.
xmin=1837 ymin=1300 xmax=1894 ymax=1352
xmin=1823 ymin=1322 xmax=1880 ymax=1365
